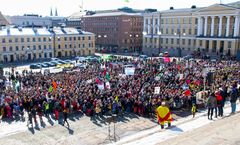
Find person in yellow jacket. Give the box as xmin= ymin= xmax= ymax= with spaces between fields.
xmin=156 ymin=102 xmax=173 ymax=129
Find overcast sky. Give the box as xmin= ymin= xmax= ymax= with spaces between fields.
xmin=0 ymin=0 xmax=238 ymax=17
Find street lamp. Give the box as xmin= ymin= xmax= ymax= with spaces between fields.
xmin=175 ymin=31 xmax=186 ymax=58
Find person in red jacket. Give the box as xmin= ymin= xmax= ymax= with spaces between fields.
xmin=215 ymin=90 xmax=223 ymax=117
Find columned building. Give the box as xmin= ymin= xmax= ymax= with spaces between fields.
xmin=143 ymin=3 xmax=240 ymax=57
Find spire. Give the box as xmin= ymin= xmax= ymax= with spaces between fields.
xmin=50 ymin=7 xmax=53 ymax=16
xmin=55 ymin=7 xmax=58 ymax=16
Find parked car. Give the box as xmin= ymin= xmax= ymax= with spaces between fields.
xmin=30 ymin=64 xmax=41 ymax=69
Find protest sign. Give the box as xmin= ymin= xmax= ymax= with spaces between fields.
xmin=154 ymin=87 xmax=160 ymax=94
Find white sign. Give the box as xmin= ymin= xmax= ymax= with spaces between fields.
xmin=86 ymin=79 xmax=92 ymax=84
xmin=154 ymin=87 xmax=160 ymax=94
xmin=50 ymin=68 xmax=63 ymax=74
xmin=125 ymin=67 xmax=135 ymax=75
xmin=97 ymin=84 xmax=104 ymax=90
xmin=105 ymin=82 xmax=111 ymax=89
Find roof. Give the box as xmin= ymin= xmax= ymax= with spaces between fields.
xmin=160 ymin=7 xmax=201 ymax=13
xmin=0 ymin=12 xmax=10 ymax=26
xmin=0 ymin=27 xmax=51 ymax=36
xmin=0 ymin=27 xmax=94 ymax=36
xmin=52 ymin=27 xmax=94 ymax=35
xmin=83 ymin=12 xmax=142 ymax=17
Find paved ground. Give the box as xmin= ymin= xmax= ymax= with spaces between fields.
xmin=160 ymin=112 xmax=240 ymax=145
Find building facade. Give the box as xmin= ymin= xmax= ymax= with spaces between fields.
xmin=52 ymin=27 xmax=95 ymax=58
xmin=0 ymin=12 xmax=9 ymax=26
xmin=0 ymin=27 xmax=95 ymax=63
xmin=143 ymin=4 xmax=240 ymax=57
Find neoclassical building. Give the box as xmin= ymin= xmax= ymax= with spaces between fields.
xmin=143 ymin=3 xmax=240 ymax=57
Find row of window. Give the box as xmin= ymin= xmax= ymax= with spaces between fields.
xmin=145 ymin=18 xmax=197 ymax=25
xmin=1 ymin=36 xmax=92 ymax=43
xmin=2 ymin=45 xmax=52 ymax=52
xmin=59 ymin=43 xmax=94 ymax=49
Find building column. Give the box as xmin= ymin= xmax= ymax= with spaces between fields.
xmin=144 ymin=18 xmax=147 ymax=32
xmin=200 ymin=17 xmax=204 ymax=35
xmin=218 ymin=16 xmax=223 ymax=37
xmin=204 ymin=16 xmax=208 ymax=36
xmin=157 ymin=17 xmax=160 ymax=33
xmin=211 ymin=16 xmax=215 ymax=37
xmin=148 ymin=18 xmax=151 ymax=34
xmin=226 ymin=16 xmax=230 ymax=37
xmin=234 ymin=15 xmax=240 ymax=37
xmin=197 ymin=17 xmax=201 ymax=36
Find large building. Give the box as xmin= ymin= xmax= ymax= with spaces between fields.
xmin=69 ymin=7 xmax=145 ymax=53
xmin=143 ymin=3 xmax=240 ymax=57
xmin=0 ymin=27 xmax=95 ymax=63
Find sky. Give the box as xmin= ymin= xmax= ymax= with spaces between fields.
xmin=0 ymin=0 xmax=238 ymax=17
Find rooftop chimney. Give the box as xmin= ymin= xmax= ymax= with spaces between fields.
xmin=170 ymin=7 xmax=174 ymax=10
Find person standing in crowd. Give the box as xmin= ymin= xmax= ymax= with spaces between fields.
xmin=62 ymin=100 xmax=70 ymax=128
xmin=207 ymin=93 xmax=217 ymax=120
xmin=156 ymin=102 xmax=173 ymax=129
xmin=191 ymin=103 xmax=196 ymax=118
xmin=215 ymin=90 xmax=223 ymax=117
xmin=230 ymin=83 xmax=239 ymax=114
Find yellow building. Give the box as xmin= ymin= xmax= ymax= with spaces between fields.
xmin=143 ymin=4 xmax=240 ymax=58
xmin=52 ymin=27 xmax=95 ymax=58
xmin=0 ymin=27 xmax=95 ymax=63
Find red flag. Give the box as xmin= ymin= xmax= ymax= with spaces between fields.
xmin=95 ymin=78 xmax=102 ymax=84
xmin=103 ymin=69 xmax=107 ymax=76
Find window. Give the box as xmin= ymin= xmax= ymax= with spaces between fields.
xmin=182 ymin=39 xmax=185 ymax=45
xmin=3 ymin=47 xmax=6 ymax=52
xmin=171 ymin=39 xmax=174 ymax=44
xmin=88 ymin=36 xmax=91 ymax=40
xmin=199 ymin=40 xmax=202 ymax=46
xmin=74 ymin=37 xmax=76 ymax=41
xmin=69 ymin=37 xmax=72 ymax=41
xmin=228 ymin=41 xmax=231 ymax=48
xmin=69 ymin=44 xmax=72 ymax=48
xmin=2 ymin=38 xmax=5 ymax=43
xmin=58 ymin=45 xmax=61 ymax=49
xmin=188 ymin=39 xmax=191 ymax=45
xmin=44 ymin=53 xmax=47 ymax=58
xmin=9 ymin=46 xmax=13 ymax=51
xmin=64 ymin=37 xmax=67 ymax=41
xmin=83 ymin=44 xmax=85 ymax=48
xmin=177 ymin=39 xmax=179 ymax=44
xmin=27 ymin=38 xmax=30 ymax=42
xmin=22 ymin=46 xmax=24 ymax=51
xmin=16 ymin=46 xmax=19 ymax=51
xmin=82 ymin=37 xmax=85 ymax=40
xmin=15 ymin=38 xmax=18 ymax=42
xmin=49 ymin=53 xmax=52 ymax=58
xmin=166 ymin=29 xmax=168 ymax=34
xmin=65 ymin=44 xmax=67 ymax=48
xmin=21 ymin=38 xmax=24 ymax=42
xmin=44 ymin=45 xmax=47 ymax=49
xmin=189 ymin=29 xmax=192 ymax=35
xmin=89 ymin=43 xmax=91 ymax=47
xmin=166 ymin=38 xmax=168 ymax=44
xmin=33 ymin=38 xmax=36 ymax=42
xmin=49 ymin=45 xmax=52 ymax=49
xmin=38 ymin=38 xmax=41 ymax=42
xmin=33 ymin=45 xmax=36 ymax=50
xmin=39 ymin=53 xmax=42 ymax=58
xmin=9 ymin=39 xmax=12 ymax=43
xmin=43 ymin=37 xmax=46 ymax=42
xmin=38 ymin=45 xmax=41 ymax=50
xmin=78 ymin=37 xmax=81 ymax=40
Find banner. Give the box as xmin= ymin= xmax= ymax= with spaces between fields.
xmin=164 ymin=57 xmax=170 ymax=63
xmin=154 ymin=87 xmax=160 ymax=94
xmin=125 ymin=67 xmax=135 ymax=75
xmin=105 ymin=82 xmax=111 ymax=89
xmin=97 ymin=84 xmax=104 ymax=90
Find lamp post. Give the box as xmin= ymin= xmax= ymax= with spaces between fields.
xmin=175 ymin=30 xmax=186 ymax=58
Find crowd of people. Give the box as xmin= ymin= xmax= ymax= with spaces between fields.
xmin=0 ymin=56 xmax=239 ymax=128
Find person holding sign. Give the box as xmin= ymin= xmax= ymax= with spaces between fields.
xmin=156 ymin=102 xmax=173 ymax=129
